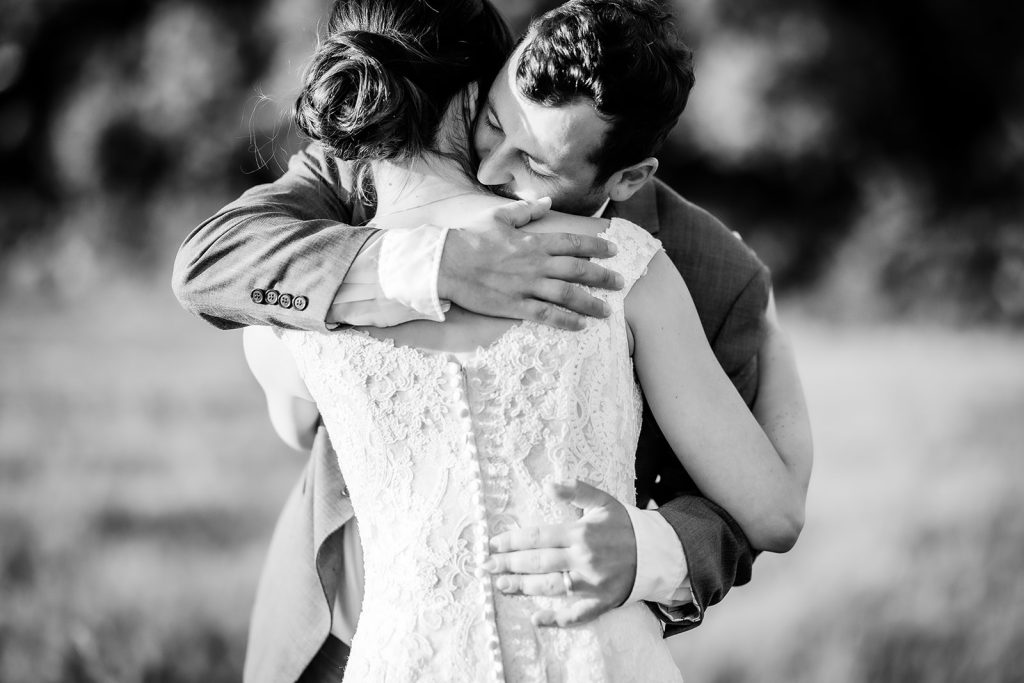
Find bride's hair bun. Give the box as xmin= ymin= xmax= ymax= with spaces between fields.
xmin=293 ymin=0 xmax=512 ymax=163
xmin=295 ymin=29 xmax=432 ymax=161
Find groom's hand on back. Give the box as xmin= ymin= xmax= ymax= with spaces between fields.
xmin=438 ymin=197 xmax=625 ymax=331
xmin=484 ymin=479 xmax=638 ymax=628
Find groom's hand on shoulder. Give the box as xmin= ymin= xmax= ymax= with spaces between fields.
xmin=438 ymin=198 xmax=624 ymax=331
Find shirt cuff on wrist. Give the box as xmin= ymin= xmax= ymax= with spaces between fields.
xmin=378 ymin=224 xmax=451 ymax=322
xmin=624 ymin=505 xmax=692 ymax=606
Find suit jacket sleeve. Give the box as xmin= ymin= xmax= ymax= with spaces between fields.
xmin=171 ymin=143 xmax=379 ymax=330
xmin=711 ymin=262 xmax=772 ymax=407
xmin=653 ymin=495 xmax=755 ymax=637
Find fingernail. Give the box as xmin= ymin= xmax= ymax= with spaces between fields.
xmin=608 ymin=243 xmax=618 ymax=255
xmin=482 ymin=558 xmax=497 ymax=572
xmin=495 ymin=577 xmax=511 ymax=592
xmin=615 ymin=274 xmax=625 ymax=289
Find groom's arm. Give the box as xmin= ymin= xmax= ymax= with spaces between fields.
xmin=172 ymin=143 xmax=621 ymax=332
xmin=172 ymin=144 xmax=377 ymax=330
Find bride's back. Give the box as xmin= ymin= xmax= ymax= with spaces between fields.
xmin=274 ymin=212 xmax=681 ymax=682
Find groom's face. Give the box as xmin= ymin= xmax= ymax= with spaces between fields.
xmin=473 ymin=50 xmax=612 ymax=216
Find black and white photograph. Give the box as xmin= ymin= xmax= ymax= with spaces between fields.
xmin=1 ymin=0 xmax=1021 ymax=681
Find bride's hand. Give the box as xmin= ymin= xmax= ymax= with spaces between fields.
xmin=438 ymin=198 xmax=624 ymax=331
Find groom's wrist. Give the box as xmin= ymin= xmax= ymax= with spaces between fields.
xmin=624 ymin=506 xmax=691 ymax=605
xmin=379 ymin=224 xmax=451 ymax=321
xmin=436 ymin=227 xmax=475 ymax=303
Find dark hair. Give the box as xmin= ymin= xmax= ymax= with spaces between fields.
xmin=516 ymin=0 xmax=695 ymax=182
xmin=295 ymin=0 xmax=511 ymax=186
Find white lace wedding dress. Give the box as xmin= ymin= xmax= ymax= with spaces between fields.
xmin=277 ymin=218 xmax=684 ymax=682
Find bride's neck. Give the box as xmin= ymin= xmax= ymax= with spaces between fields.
xmin=371 ymin=154 xmax=481 ymax=217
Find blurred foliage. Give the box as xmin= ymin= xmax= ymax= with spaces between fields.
xmin=663 ymin=0 xmax=1024 ymax=322
xmin=0 ymin=0 xmax=1021 ymax=319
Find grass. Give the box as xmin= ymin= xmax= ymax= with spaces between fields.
xmin=2 ymin=283 xmax=1022 ymax=682
xmin=0 ymin=283 xmax=302 ymax=681
xmin=669 ymin=320 xmax=1024 ymax=683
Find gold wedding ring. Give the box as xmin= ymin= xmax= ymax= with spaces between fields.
xmin=562 ymin=570 xmax=575 ymax=596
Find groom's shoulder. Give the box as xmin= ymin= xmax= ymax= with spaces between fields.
xmin=286 ymin=142 xmax=360 ymax=192
xmin=241 ymin=142 xmax=372 ymax=222
xmin=612 ymin=178 xmax=770 ymax=326
xmin=648 ymin=179 xmax=765 ymax=274
xmin=638 ymin=179 xmax=770 ymax=282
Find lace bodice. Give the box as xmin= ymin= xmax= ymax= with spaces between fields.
xmin=278 ymin=218 xmax=683 ymax=682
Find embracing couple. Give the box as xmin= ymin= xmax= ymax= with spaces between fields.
xmin=173 ymin=0 xmax=812 ymax=681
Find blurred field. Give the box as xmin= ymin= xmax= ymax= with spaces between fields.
xmin=0 ymin=285 xmax=304 ymax=681
xmin=2 ymin=285 xmax=1022 ymax=682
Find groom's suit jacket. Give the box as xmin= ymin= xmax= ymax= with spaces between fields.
xmin=173 ymin=144 xmax=769 ymax=683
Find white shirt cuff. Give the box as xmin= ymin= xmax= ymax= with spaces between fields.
xmin=378 ymin=224 xmax=451 ymax=322
xmin=624 ymin=506 xmax=693 ymax=606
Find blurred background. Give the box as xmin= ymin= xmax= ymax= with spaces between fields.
xmin=1 ymin=0 xmax=1021 ymax=681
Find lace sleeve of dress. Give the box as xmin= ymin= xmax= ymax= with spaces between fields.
xmin=605 ymin=218 xmax=666 ymax=295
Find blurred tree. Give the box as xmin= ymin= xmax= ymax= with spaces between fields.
xmin=668 ymin=0 xmax=1024 ymax=319
xmin=0 ymin=0 xmax=278 ymax=267
xmin=0 ymin=0 xmax=1020 ymax=320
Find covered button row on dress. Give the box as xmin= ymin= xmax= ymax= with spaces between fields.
xmin=445 ymin=359 xmax=505 ymax=683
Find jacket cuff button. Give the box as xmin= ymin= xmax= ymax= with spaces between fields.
xmin=279 ymin=293 xmax=293 ymax=309
xmin=250 ymin=289 xmax=266 ymax=305
xmin=293 ymin=295 xmax=308 ymax=311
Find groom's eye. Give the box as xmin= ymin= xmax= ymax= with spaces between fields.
xmin=523 ymin=155 xmax=555 ymax=180
xmin=485 ymin=110 xmax=502 ymax=132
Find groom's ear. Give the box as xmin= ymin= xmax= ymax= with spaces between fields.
xmin=603 ymin=157 xmax=659 ymax=203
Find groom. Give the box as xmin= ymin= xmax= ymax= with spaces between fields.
xmin=173 ymin=1 xmax=810 ymax=681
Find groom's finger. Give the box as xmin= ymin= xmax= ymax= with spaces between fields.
xmin=490 ymin=524 xmax=572 ymax=553
xmin=531 ymin=279 xmax=610 ymax=320
xmin=539 ymin=232 xmax=617 ymax=260
xmin=484 ymin=549 xmax=569 ymax=575
xmin=545 ymin=479 xmax=617 ymax=512
xmin=543 ymin=256 xmax=625 ymax=290
xmin=521 ymin=301 xmax=586 ymax=332
xmin=494 ymin=572 xmax=581 ymax=597
xmin=491 ymin=197 xmax=552 ymax=229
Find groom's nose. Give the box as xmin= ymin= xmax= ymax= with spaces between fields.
xmin=476 ymin=144 xmax=514 ymax=187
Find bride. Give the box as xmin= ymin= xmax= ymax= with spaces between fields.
xmin=243 ymin=0 xmax=804 ymax=680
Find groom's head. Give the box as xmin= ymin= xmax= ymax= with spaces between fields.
xmin=474 ymin=0 xmax=695 ymax=215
